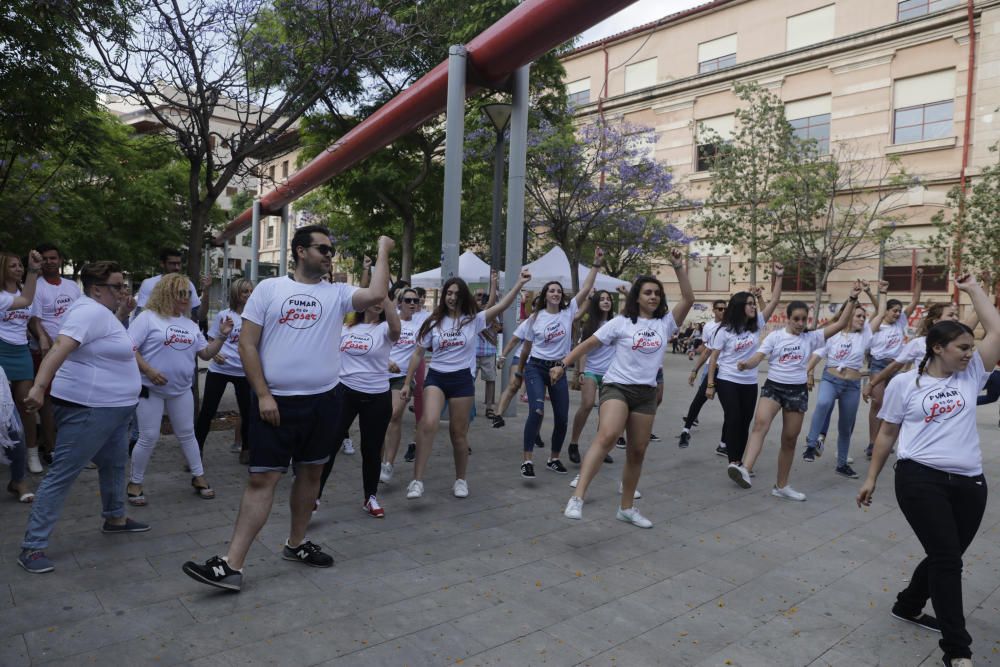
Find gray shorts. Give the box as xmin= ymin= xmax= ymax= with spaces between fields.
xmin=600 ymin=383 xmax=658 ymax=415
xmin=476 ymin=355 xmax=497 ymax=381
xmin=389 ymin=376 xmax=414 ymax=392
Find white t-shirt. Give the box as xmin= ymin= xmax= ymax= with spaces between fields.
xmin=421 ymin=312 xmax=487 ymax=374
xmin=895 ymin=336 xmax=925 ymax=366
xmin=51 ymin=297 xmax=141 ymax=408
xmin=879 ymin=351 xmax=990 ymax=476
xmin=241 ymin=276 xmax=359 ymax=396
xmin=595 ymin=313 xmax=679 ymax=387
xmin=0 ymin=290 xmax=37 ymax=345
xmin=511 ymin=319 xmax=530 ymax=359
xmin=817 ymin=324 xmax=873 ymax=372
xmin=709 ymin=314 xmax=766 ymax=384
xmin=0 ymin=292 xmax=12 ymax=312
xmin=340 ymin=321 xmax=392 ymax=393
xmin=583 ymin=338 xmax=615 ymax=375
xmin=526 ymin=300 xmax=579 ymax=361
xmin=135 ymin=274 xmax=201 ymax=310
xmin=389 ymin=315 xmax=421 ymax=378
xmin=129 ymin=311 xmax=207 ymax=396
xmin=32 ymin=277 xmax=81 ymax=341
xmin=701 ymin=321 xmax=721 ymax=347
xmin=869 ymin=316 xmax=907 ymax=361
xmin=207 ymin=309 xmax=244 ymax=377
xmin=759 ymin=328 xmax=827 ymax=385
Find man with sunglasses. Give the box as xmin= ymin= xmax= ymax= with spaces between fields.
xmin=135 ymin=248 xmax=201 ymax=318
xmin=678 ymin=299 xmax=728 ymax=450
xmin=183 ymin=225 xmax=394 ymax=592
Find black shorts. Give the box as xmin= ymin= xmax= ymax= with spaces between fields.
xmin=760 ymin=379 xmax=809 ymax=413
xmin=424 ymin=368 xmax=475 ymax=399
xmin=248 ymin=387 xmax=342 ymax=473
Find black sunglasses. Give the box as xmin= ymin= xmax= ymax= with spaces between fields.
xmin=97 ymin=283 xmax=126 ymax=291
xmin=309 ymin=244 xmax=335 ymax=256
xmin=402 ymin=297 xmax=420 ymax=304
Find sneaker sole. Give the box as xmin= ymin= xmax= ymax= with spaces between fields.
xmin=771 ymin=490 xmax=807 ymax=502
xmin=836 ymin=471 xmax=859 ymax=479
xmin=17 ymin=560 xmax=54 ymax=574
xmin=281 ymin=554 xmax=334 ymax=568
xmin=546 ymin=467 xmax=568 ymax=474
xmin=181 ymin=564 xmax=240 ymax=591
xmin=616 ymin=513 xmax=652 ymax=529
xmin=102 ymin=525 xmax=151 ymax=534
xmin=521 ymin=473 xmax=535 ymax=479
xmin=727 ymin=466 xmax=752 ymax=489
xmin=715 ymin=449 xmax=727 ymax=457
xmin=890 ymin=611 xmax=941 ymax=634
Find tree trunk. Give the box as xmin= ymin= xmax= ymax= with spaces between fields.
xmin=401 ymin=212 xmax=415 ymax=281
xmin=749 ymin=221 xmax=758 ymax=287
xmin=813 ymin=284 xmax=823 ymax=330
xmin=186 ymin=204 xmax=210 ymax=285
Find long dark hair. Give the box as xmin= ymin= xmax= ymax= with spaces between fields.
xmin=419 ymin=277 xmax=478 ymax=339
xmin=916 ymin=302 xmax=953 ymax=336
xmin=623 ymin=275 xmax=667 ymax=323
xmin=720 ymin=291 xmax=758 ymax=335
xmin=581 ymin=290 xmax=614 ymax=339
xmin=531 ymin=281 xmax=569 ymax=313
xmin=916 ymin=320 xmax=974 ymax=386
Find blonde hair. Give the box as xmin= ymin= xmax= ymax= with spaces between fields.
xmin=228 ymin=278 xmax=253 ymax=310
xmin=0 ymin=252 xmax=23 ymax=289
xmin=146 ymin=273 xmax=191 ymax=316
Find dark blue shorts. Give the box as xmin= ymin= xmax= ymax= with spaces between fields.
xmin=869 ymin=356 xmax=893 ymax=376
xmin=248 ymin=387 xmax=341 ymax=473
xmin=760 ymin=379 xmax=809 ymax=413
xmin=424 ymin=368 xmax=475 ymax=399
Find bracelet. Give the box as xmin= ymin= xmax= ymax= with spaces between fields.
xmin=706 ymin=383 xmax=716 ymax=388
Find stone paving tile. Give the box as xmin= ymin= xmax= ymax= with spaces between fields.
xmin=0 ymin=634 xmax=30 ymax=667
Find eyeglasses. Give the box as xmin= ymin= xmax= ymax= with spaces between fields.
xmin=310 ymin=244 xmax=335 ymax=256
xmin=714 ymin=306 xmax=726 ymax=311
xmin=402 ymin=297 xmax=420 ymax=304
xmin=97 ymin=283 xmax=125 ymax=292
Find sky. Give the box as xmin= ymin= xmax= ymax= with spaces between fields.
xmin=578 ymin=0 xmax=707 ymax=45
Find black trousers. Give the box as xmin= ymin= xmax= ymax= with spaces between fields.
xmin=715 ymin=379 xmax=756 ymax=464
xmin=320 ymin=385 xmax=392 ymax=500
xmin=194 ymin=371 xmax=251 ymax=453
xmin=894 ymin=459 xmax=987 ymax=661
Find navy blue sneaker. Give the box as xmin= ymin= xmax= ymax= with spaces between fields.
xmin=18 ymin=549 xmax=54 ymax=574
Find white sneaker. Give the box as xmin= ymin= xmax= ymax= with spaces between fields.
xmin=616 ymin=506 xmax=653 ymax=529
xmin=406 ymin=480 xmax=424 ymax=499
xmin=727 ymin=463 xmax=752 ymax=489
xmin=771 ymin=485 xmax=807 ymax=502
xmin=846 ymin=456 xmax=854 ymax=464
xmin=342 ymin=438 xmax=355 ymax=455
xmin=27 ymin=449 xmax=43 ymax=474
xmin=569 ymin=474 xmax=580 ymax=488
xmin=312 ymin=499 xmax=320 ymax=514
xmin=618 ymin=481 xmax=642 ymax=499
xmin=379 ymin=462 xmax=393 ymax=483
xmin=564 ymin=496 xmax=583 ymax=520
xmin=453 ymin=479 xmax=469 ymax=498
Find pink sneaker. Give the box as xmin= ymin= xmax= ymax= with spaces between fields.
xmin=363 ymin=495 xmax=385 ymax=518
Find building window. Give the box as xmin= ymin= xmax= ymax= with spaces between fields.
xmin=893 ymin=70 xmax=955 ymax=144
xmin=281 ymin=161 xmax=289 ymax=179
xmin=226 ymin=186 xmax=238 ymax=197
xmin=786 ymin=96 xmax=832 ymax=154
xmin=241 ymin=233 xmax=251 ymax=247
xmin=786 ymin=5 xmax=835 ymax=51
xmin=781 ymin=261 xmax=826 ymax=292
xmin=698 ymin=34 xmax=737 ymax=74
xmin=695 ymin=115 xmax=734 ymax=171
xmin=624 ymin=58 xmax=657 ymax=93
xmin=897 ymin=0 xmax=961 ymax=21
xmin=689 ymin=256 xmax=731 ymax=292
xmin=268 ymin=165 xmax=275 ymax=182
xmin=884 ymin=249 xmax=949 ymax=292
xmin=566 ymin=77 xmax=591 ymax=106
xmin=266 ymin=223 xmax=275 ymax=242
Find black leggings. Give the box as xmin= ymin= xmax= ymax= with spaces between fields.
xmin=715 ymin=378 xmax=757 ymax=464
xmin=684 ymin=373 xmax=709 ymax=429
xmin=194 ymin=371 xmax=251 ymax=453
xmin=320 ymin=385 xmax=391 ymax=500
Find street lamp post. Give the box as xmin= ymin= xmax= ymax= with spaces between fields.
xmin=481 ymin=103 xmax=512 ymax=276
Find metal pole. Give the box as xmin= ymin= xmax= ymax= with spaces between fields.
xmin=202 ymin=242 xmax=211 ymax=317
xmin=250 ymin=199 xmax=261 ymax=282
xmin=441 ymin=45 xmax=467 ymax=283
xmin=222 ymin=240 xmax=230 ymax=296
xmin=279 ymin=205 xmax=290 ymax=277
xmin=501 ymin=64 xmax=530 ymax=417
xmin=490 ymin=129 xmax=505 ymax=274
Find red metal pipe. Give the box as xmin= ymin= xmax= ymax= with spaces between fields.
xmin=954 ymin=0 xmax=976 ymax=302
xmin=216 ymin=0 xmax=642 ymax=242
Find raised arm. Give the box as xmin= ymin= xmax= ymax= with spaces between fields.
xmin=11 ymin=250 xmax=42 ymax=309
xmin=668 ymin=248 xmax=695 ymax=327
xmin=484 ymin=270 xmax=531 ymax=323
xmin=822 ymin=282 xmax=862 ymax=339
xmin=869 ymin=280 xmax=890 ymax=331
xmin=486 ymin=271 xmax=498 ymax=308
xmin=760 ymin=262 xmax=784 ymax=322
xmin=956 ymin=273 xmax=1000 ymax=369
xmin=383 ymin=297 xmax=401 ymax=343
xmin=352 ymin=236 xmax=394 ymax=311
xmin=358 ymin=255 xmax=372 ymax=289
xmin=904 ymin=268 xmax=924 ymax=318
xmin=574 ymin=248 xmax=604 ymax=309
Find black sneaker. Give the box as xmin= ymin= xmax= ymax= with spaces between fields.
xmin=715 ymin=445 xmax=727 ymax=457
xmin=567 ymin=443 xmax=580 ymax=464
xmin=603 ymin=453 xmax=614 ymax=464
xmin=520 ymin=461 xmax=535 ymax=478
xmin=678 ymin=432 xmax=690 ymax=449
xmin=282 ymin=540 xmax=334 ymax=568
xmin=182 ymin=555 xmax=243 ymax=591
xmin=615 ymin=436 xmax=626 ymax=449
xmin=864 ymin=443 xmax=874 ymax=460
xmin=534 ymin=435 xmax=546 ymax=449
xmin=492 ymin=415 xmax=505 ymax=428
xmin=41 ymin=451 xmax=54 ymax=465
xmin=802 ymin=447 xmax=817 ymax=462
xmin=546 ymin=459 xmax=568 ymax=474
xmin=649 ymin=433 xmax=661 ymax=442
xmin=836 ymin=464 xmax=859 ymax=479
xmin=403 ymin=443 xmax=416 ymax=462
xmin=102 ymin=518 xmax=151 ymax=533
xmin=891 ymin=606 xmax=941 ymax=633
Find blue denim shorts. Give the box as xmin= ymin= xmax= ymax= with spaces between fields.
xmin=869 ymin=356 xmax=893 ymax=376
xmin=424 ymin=368 xmax=475 ymax=399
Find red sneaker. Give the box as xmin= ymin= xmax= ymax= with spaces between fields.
xmin=363 ymin=495 xmax=385 ymax=518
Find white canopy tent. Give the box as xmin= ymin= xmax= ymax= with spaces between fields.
xmin=409 ymin=250 xmax=502 ymax=288
xmin=522 ymin=246 xmax=631 ymax=293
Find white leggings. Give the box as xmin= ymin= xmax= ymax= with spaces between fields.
xmin=130 ymin=389 xmax=203 ymax=483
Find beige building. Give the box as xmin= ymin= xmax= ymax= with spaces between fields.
xmin=561 ymin=0 xmax=1000 ymax=321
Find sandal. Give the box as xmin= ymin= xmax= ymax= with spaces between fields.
xmin=191 ymin=477 xmax=215 ymax=500
xmin=127 ymin=483 xmax=147 ymax=507
xmin=7 ymin=481 xmax=34 ymax=503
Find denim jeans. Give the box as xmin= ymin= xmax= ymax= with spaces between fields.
xmin=22 ymin=403 xmax=135 ymax=551
xmin=523 ymin=359 xmax=569 ymax=454
xmin=805 ymin=370 xmax=860 ymax=466
xmin=894 ymin=459 xmax=987 ymax=661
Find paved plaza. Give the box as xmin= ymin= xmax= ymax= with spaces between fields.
xmin=1 ymin=355 xmax=999 ymax=666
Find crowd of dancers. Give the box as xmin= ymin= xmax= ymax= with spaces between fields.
xmin=2 ymin=228 xmax=997 ymax=667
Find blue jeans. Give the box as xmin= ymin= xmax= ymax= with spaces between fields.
xmin=806 ymin=370 xmax=861 ymax=467
xmin=22 ymin=403 xmax=135 ymax=551
xmin=523 ymin=359 xmax=569 ymax=454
